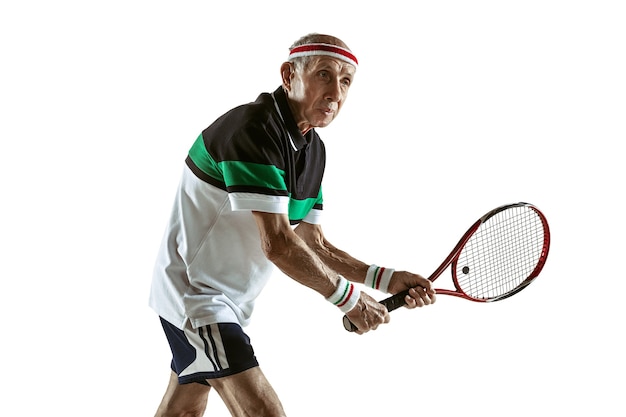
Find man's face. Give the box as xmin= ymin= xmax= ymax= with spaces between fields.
xmin=284 ymin=56 xmax=355 ymax=133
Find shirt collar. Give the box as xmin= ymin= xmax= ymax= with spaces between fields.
xmin=271 ymin=87 xmax=309 ymax=151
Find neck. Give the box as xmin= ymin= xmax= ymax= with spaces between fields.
xmin=285 ymin=95 xmax=312 ymax=135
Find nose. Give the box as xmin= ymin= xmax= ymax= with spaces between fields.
xmin=325 ymin=78 xmax=343 ymax=103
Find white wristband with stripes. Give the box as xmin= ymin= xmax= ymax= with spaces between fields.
xmin=326 ymin=275 xmax=360 ymax=313
xmin=364 ymin=265 xmax=395 ymax=293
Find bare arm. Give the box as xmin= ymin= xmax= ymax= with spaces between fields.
xmin=293 ymin=221 xmax=369 ymax=283
xmin=252 ymin=212 xmax=435 ymax=333
xmin=294 ymin=220 xmax=437 ymax=308
xmin=252 ymin=211 xmax=389 ymax=333
xmin=252 ymin=211 xmax=339 ymax=298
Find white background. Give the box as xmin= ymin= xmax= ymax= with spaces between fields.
xmin=1 ymin=1 xmax=624 ymax=416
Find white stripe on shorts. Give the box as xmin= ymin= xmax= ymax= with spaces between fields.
xmin=179 ymin=324 xmax=230 ymax=378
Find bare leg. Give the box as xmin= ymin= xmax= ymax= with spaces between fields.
xmin=210 ymin=367 xmax=287 ymax=417
xmin=155 ymin=371 xmax=211 ymax=417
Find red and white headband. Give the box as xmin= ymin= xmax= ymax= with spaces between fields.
xmin=288 ymin=43 xmax=358 ymax=68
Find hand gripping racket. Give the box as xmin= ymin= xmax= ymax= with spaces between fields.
xmin=343 ymin=202 xmax=551 ymax=332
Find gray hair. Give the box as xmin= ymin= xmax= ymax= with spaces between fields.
xmin=288 ymin=33 xmax=351 ymax=71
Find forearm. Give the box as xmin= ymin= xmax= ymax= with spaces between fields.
xmin=307 ymin=242 xmax=369 ymax=284
xmin=293 ymin=222 xmax=369 ymax=284
xmin=252 ymin=212 xmax=342 ymax=298
xmin=268 ymin=235 xmax=340 ymax=298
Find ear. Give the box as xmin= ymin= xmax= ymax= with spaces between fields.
xmin=280 ymin=62 xmax=294 ymax=91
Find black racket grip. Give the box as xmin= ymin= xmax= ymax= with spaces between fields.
xmin=380 ymin=289 xmax=411 ymax=312
xmin=342 ymin=289 xmax=410 ymax=332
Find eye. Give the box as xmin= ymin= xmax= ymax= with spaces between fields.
xmin=341 ymin=78 xmax=352 ymax=87
xmin=318 ymin=70 xmax=330 ymax=79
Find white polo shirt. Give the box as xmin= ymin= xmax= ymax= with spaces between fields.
xmin=149 ymin=87 xmax=325 ymax=329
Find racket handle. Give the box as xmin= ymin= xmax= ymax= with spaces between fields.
xmin=342 ymin=289 xmax=410 ymax=332
xmin=379 ymin=289 xmax=410 ymax=312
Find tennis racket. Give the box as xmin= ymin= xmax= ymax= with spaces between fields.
xmin=343 ymin=202 xmax=551 ymax=332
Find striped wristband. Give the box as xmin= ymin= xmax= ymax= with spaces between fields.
xmin=364 ymin=265 xmax=395 ymax=293
xmin=326 ymin=275 xmax=360 ymax=313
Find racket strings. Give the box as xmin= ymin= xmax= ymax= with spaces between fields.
xmin=455 ymin=206 xmax=546 ymax=300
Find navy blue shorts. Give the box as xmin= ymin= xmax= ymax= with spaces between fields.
xmin=160 ymin=317 xmax=259 ymax=385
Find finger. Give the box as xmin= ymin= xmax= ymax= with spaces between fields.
xmin=403 ymin=292 xmax=421 ymax=308
xmin=382 ymin=309 xmax=391 ymax=323
xmin=366 ymin=304 xmax=389 ymax=328
xmin=408 ymin=287 xmax=431 ymax=306
xmin=419 ymin=286 xmax=436 ymax=303
xmin=353 ymin=321 xmax=367 ymax=334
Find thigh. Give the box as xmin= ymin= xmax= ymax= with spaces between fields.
xmin=155 ymin=371 xmax=211 ymax=417
xmin=210 ymin=366 xmax=286 ymax=417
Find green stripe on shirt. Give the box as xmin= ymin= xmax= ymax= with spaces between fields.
xmin=220 ymin=160 xmax=286 ymax=191
xmin=188 ymin=134 xmax=286 ymax=191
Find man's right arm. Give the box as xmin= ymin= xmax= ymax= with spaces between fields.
xmin=251 ymin=211 xmax=389 ymax=333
